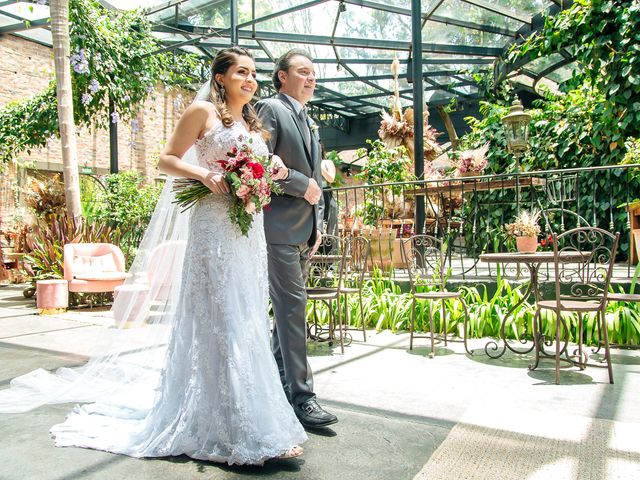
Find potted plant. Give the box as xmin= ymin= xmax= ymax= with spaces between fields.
xmin=505 ymin=209 xmax=541 ymax=253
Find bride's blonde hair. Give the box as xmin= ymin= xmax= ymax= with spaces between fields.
xmin=209 ymin=47 xmax=267 ymax=138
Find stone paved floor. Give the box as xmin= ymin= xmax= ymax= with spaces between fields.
xmin=1 ymin=283 xmax=639 ymax=479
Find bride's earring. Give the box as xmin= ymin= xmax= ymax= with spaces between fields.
xmin=219 ymin=85 xmax=226 ymax=101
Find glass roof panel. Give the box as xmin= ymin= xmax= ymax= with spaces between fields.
xmin=438 ymin=0 xmax=529 ymax=30
xmin=546 ymin=62 xmax=577 ymax=84
xmin=1 ymin=2 xmax=49 ymax=21
xmin=12 ymin=28 xmax=52 ymax=46
xmin=423 ymin=19 xmax=511 ymax=48
xmin=334 ymin=5 xmax=412 ymax=42
xmin=106 ymin=0 xmax=164 ymax=10
xmin=491 ymin=0 xmax=555 ymax=16
xmin=147 ymin=0 xmax=229 ymax=28
xmin=251 ymin=2 xmax=339 ymax=37
xmin=0 ymin=15 xmax=16 ymax=28
xmin=523 ymin=52 xmax=567 ymax=75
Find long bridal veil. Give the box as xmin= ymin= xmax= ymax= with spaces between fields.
xmin=0 ymin=83 xmax=212 ymax=414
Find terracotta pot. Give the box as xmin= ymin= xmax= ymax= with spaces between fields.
xmin=516 ymin=235 xmax=538 ymax=253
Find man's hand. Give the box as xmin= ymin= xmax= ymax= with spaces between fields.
xmin=309 ymin=230 xmax=322 ymax=257
xmin=304 ymin=178 xmax=322 ymax=205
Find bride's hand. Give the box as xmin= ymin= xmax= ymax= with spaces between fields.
xmin=202 ymin=171 xmax=230 ymax=195
xmin=270 ymin=155 xmax=288 ymax=181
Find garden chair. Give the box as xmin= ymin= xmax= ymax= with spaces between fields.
xmin=530 ymin=227 xmax=619 ymax=384
xmin=64 ymin=243 xmax=130 ymax=294
xmin=401 ymin=234 xmax=470 ymax=357
xmin=340 ymin=235 xmax=370 ymax=343
xmin=307 ymin=235 xmax=347 ymax=353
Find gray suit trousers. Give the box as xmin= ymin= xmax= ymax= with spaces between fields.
xmin=268 ymin=242 xmax=314 ymax=405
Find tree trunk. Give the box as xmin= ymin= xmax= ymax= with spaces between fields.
xmin=50 ymin=0 xmax=81 ymax=218
xmin=437 ymin=105 xmax=459 ymax=151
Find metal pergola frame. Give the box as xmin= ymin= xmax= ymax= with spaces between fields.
xmin=0 ymin=0 xmax=576 ymax=122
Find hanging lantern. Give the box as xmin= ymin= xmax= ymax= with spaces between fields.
xmin=501 ymin=98 xmax=531 ymax=154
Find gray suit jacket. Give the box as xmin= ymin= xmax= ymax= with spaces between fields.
xmin=255 ymin=94 xmax=324 ymax=246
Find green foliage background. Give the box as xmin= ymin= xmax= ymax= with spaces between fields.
xmin=0 ymin=0 xmax=204 ymax=164
xmin=455 ymin=0 xmax=640 ymax=258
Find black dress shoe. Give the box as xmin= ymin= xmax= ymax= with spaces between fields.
xmin=294 ymin=398 xmax=338 ymax=428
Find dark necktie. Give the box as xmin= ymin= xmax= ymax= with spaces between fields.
xmin=298 ymin=108 xmax=311 ymax=147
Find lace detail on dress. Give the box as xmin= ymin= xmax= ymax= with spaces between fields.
xmin=50 ymin=123 xmax=306 ymax=466
xmin=194 ymin=121 xmax=269 ymax=173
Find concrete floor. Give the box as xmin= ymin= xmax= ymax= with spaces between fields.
xmin=1 ymin=283 xmax=640 ymax=480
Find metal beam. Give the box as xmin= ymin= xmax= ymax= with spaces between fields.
xmin=237 ymin=30 xmax=503 ymax=56
xmin=145 ymin=0 xmax=189 ymax=16
xmin=411 ymin=0 xmax=425 ymax=233
xmin=254 ymin=57 xmax=495 ymax=65
xmin=229 ymin=0 xmax=237 ymax=45
xmin=317 ymin=70 xmax=475 ymax=83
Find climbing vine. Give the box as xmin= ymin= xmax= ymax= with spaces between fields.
xmin=0 ymin=0 xmax=205 ymax=164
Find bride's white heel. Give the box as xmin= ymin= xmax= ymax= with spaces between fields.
xmin=278 ymin=445 xmax=303 ymax=459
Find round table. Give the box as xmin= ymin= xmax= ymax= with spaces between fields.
xmin=478 ymin=251 xmax=590 ymax=359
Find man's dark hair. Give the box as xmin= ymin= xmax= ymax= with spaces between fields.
xmin=272 ymin=49 xmax=313 ymax=91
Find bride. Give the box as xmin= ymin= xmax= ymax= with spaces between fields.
xmin=4 ymin=47 xmax=307 ymax=465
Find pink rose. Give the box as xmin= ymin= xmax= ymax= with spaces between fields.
xmin=236 ymin=185 xmax=250 ymax=198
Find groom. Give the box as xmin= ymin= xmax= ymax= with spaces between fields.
xmin=255 ymin=49 xmax=338 ymax=428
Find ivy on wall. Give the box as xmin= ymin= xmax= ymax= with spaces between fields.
xmin=507 ymin=0 xmax=640 ymax=145
xmin=455 ymin=0 xmax=640 ymax=258
xmin=0 ymin=0 xmax=205 ymax=164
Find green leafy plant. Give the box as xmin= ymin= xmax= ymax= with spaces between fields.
xmin=0 ymin=0 xmax=204 ymax=164
xmin=88 ymin=171 xmax=162 ymax=263
xmin=25 ymin=213 xmax=121 ymax=281
xmin=354 ymin=139 xmax=415 ymax=226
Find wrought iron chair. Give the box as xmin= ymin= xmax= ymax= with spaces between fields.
xmin=531 ymin=227 xmax=619 ymax=384
xmin=402 ymin=234 xmax=471 ymax=357
xmin=340 ymin=235 xmax=370 ymax=343
xmin=307 ymin=235 xmax=347 ymax=353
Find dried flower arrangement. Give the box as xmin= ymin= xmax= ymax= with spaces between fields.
xmin=505 ymin=209 xmax=542 ymax=238
xmin=455 ymin=143 xmax=489 ymax=176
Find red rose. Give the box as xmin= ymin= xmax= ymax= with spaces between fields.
xmin=540 ymin=239 xmax=547 ymax=247
xmin=247 ymin=161 xmax=264 ymax=179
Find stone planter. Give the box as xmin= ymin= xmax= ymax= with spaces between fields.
xmin=515 ymin=235 xmax=538 ymax=253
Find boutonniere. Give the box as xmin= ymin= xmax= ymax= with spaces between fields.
xmin=310 ymin=123 xmax=320 ymax=138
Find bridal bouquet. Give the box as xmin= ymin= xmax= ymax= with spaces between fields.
xmin=173 ymin=137 xmax=282 ymax=236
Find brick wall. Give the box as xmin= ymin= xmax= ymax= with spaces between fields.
xmin=0 ymin=33 xmax=190 ymax=179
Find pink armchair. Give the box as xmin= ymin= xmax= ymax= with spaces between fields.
xmin=64 ymin=243 xmax=130 ymax=293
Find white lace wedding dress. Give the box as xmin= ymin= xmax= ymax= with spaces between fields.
xmin=50 ymin=122 xmax=307 ymax=465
